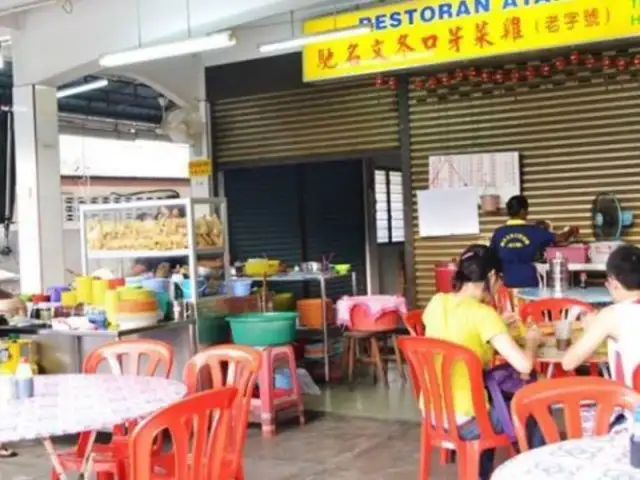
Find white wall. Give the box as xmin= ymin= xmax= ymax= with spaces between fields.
xmin=59 ymin=135 xmax=190 ymax=179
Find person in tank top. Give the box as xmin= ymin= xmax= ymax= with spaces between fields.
xmin=562 ymin=244 xmax=640 ymax=387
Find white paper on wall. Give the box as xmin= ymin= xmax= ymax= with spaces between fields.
xmin=417 ymin=187 xmax=480 ymax=237
xmin=428 ymin=151 xmax=520 ymax=206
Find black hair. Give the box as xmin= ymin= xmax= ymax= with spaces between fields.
xmin=461 ymin=244 xmax=502 ymax=274
xmin=453 ymin=244 xmax=497 ymax=291
xmin=506 ymin=195 xmax=529 ymax=218
xmin=606 ymin=244 xmax=640 ymax=290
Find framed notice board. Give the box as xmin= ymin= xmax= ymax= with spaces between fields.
xmin=428 ymin=151 xmax=521 ymax=205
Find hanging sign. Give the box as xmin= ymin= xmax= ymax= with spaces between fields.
xmin=303 ymin=0 xmax=640 ymax=82
xmin=188 ymin=158 xmax=213 ymax=178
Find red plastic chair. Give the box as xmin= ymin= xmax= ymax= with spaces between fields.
xmin=519 ymin=297 xmax=595 ymax=324
xmin=397 ymin=336 xmax=512 ymax=480
xmin=493 ymin=284 xmax=514 ymax=314
xmin=519 ymin=298 xmax=597 ymax=378
xmin=633 ymin=364 xmax=640 ymax=390
xmin=129 ymin=387 xmax=238 ymax=480
xmin=403 ymin=310 xmax=425 ymax=337
xmin=52 ymin=339 xmax=174 ymax=480
xmin=511 ymin=377 xmax=640 ymax=451
xmin=183 ymin=345 xmax=261 ymax=480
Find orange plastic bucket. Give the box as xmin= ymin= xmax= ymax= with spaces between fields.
xmin=297 ymin=299 xmax=334 ymax=329
xmin=350 ymin=304 xmax=399 ymax=332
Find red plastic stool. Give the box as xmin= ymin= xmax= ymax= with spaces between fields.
xmin=250 ymin=345 xmax=305 ymax=438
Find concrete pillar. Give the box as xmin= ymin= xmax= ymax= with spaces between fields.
xmin=14 ymin=85 xmax=65 ymax=293
xmin=189 ymin=66 xmax=213 ymax=200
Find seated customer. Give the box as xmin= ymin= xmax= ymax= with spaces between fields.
xmin=562 ymin=244 xmax=640 ymax=386
xmin=461 ymin=244 xmax=515 ymax=317
xmin=423 ymin=245 xmax=543 ymax=480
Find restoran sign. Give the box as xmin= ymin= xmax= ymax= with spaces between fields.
xmin=302 ymin=0 xmax=640 ymax=82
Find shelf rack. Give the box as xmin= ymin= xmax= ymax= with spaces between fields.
xmin=78 ymin=197 xmax=231 ymax=348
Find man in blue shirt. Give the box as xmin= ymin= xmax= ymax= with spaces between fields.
xmin=490 ymin=195 xmax=577 ymax=288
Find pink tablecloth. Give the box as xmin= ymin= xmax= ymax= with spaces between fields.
xmin=336 ymin=295 xmax=407 ymax=328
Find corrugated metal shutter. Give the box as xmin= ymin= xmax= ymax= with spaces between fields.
xmin=410 ymin=73 xmax=640 ymax=306
xmin=302 ymin=160 xmax=365 ymax=299
xmin=213 ymin=79 xmax=399 ymax=163
xmin=224 ymin=161 xmax=366 ymax=300
xmin=224 ymin=166 xmax=302 ymax=267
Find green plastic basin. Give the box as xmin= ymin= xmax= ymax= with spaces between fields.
xmin=225 ymin=312 xmax=297 ymax=347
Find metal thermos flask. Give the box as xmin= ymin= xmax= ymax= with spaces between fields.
xmin=549 ymin=252 xmax=569 ymax=294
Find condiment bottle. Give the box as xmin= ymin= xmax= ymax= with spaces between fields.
xmin=14 ymin=357 xmax=34 ymax=399
xmin=0 ymin=373 xmax=14 ymax=402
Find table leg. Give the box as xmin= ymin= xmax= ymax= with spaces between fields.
xmin=42 ymin=437 xmax=68 ymax=480
xmin=320 ymin=277 xmax=329 ymax=383
xmin=351 ymin=271 xmax=357 ymax=295
xmin=79 ymin=431 xmax=97 ymax=478
xmin=74 ymin=336 xmax=83 ymax=373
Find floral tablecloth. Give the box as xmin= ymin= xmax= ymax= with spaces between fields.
xmin=0 ymin=374 xmax=186 ymax=443
xmin=492 ymin=431 xmax=640 ymax=479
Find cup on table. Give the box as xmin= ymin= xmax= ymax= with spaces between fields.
xmin=554 ymin=321 xmax=572 ymax=351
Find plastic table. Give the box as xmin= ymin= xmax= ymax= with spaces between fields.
xmin=0 ymin=374 xmax=186 ymax=479
xmin=492 ymin=430 xmax=640 ymax=479
xmin=516 ymin=287 xmax=612 ymax=305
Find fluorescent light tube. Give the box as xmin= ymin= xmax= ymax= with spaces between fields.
xmin=259 ymin=25 xmax=372 ymax=54
xmin=99 ymin=31 xmax=236 ymax=68
xmin=57 ymin=79 xmax=109 ymax=99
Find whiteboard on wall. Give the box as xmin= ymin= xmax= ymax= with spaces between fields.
xmin=428 ymin=152 xmax=520 ymax=206
xmin=417 ymin=187 xmax=480 ymax=237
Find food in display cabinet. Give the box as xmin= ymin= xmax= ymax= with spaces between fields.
xmin=87 ymin=213 xmax=224 ymax=251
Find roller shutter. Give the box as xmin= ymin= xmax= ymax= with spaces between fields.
xmin=213 ymin=79 xmax=399 ymax=164
xmin=409 ymin=72 xmax=640 ymax=306
xmin=302 ymin=160 xmax=365 ymax=299
xmin=224 ymin=166 xmax=302 ymax=267
xmin=224 ymin=161 xmax=366 ymax=301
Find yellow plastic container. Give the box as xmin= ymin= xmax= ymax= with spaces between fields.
xmin=61 ymin=290 xmax=77 ymax=307
xmin=75 ymin=276 xmax=93 ymax=304
xmin=0 ymin=339 xmax=37 ymax=374
xmin=104 ymin=289 xmax=119 ymax=326
xmin=244 ymin=259 xmax=280 ymax=277
xmin=92 ymin=279 xmax=109 ymax=306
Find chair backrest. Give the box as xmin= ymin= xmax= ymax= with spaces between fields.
xmin=183 ymin=344 xmax=261 ymax=476
xmin=83 ymin=339 xmax=174 ymax=377
xmin=519 ymin=298 xmax=595 ymax=324
xmin=397 ymin=336 xmax=498 ymax=446
xmin=632 ymin=364 xmax=640 ymax=391
xmin=493 ymin=284 xmax=514 ymax=314
xmin=403 ymin=310 xmax=425 ymax=337
xmin=511 ymin=377 xmax=640 ymax=451
xmin=129 ymin=387 xmax=237 ymax=480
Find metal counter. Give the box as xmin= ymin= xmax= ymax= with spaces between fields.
xmin=35 ymin=319 xmax=196 ymax=381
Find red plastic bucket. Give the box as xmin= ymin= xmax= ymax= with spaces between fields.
xmin=435 ymin=261 xmax=457 ymax=293
xmin=350 ymin=304 xmax=399 ymax=332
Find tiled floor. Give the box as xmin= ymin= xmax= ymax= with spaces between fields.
xmin=305 ymin=366 xmax=420 ymax=422
xmin=0 ymin=368 xmax=497 ymax=479
xmin=0 ymin=414 xmax=492 ymax=479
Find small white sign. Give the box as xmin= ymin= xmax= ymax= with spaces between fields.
xmin=417 ymin=187 xmax=480 ymax=237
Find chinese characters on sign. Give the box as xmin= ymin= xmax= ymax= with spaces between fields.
xmin=303 ymin=0 xmax=640 ymax=82
xmin=188 ymin=158 xmax=213 ymax=178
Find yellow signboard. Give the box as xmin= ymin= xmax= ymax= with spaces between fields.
xmin=188 ymin=158 xmax=212 ymax=178
xmin=303 ymin=0 xmax=640 ymax=82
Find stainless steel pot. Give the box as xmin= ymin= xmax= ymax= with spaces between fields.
xmin=300 ymin=261 xmax=323 ymax=273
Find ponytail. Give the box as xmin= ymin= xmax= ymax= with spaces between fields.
xmin=452 ymin=244 xmax=498 ymax=291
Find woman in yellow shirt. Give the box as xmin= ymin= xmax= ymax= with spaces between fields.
xmin=423 ymin=245 xmax=543 ymax=480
